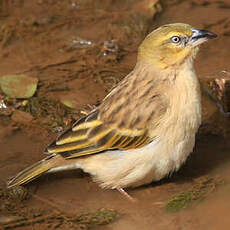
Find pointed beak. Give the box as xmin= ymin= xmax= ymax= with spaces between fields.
xmin=188 ymin=28 xmax=217 ymax=47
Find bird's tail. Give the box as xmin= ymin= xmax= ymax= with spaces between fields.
xmin=7 ymin=154 xmax=58 ymax=188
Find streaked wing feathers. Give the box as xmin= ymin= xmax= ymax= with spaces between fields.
xmin=45 ymin=110 xmax=152 ymax=159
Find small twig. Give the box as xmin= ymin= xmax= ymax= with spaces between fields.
xmin=30 ymin=193 xmax=76 ymax=223
xmin=1 ymin=29 xmax=14 ymax=49
xmin=31 ymin=193 xmax=65 ymax=214
xmin=6 ymin=193 xmax=81 ymax=229
xmin=16 ymin=59 xmax=79 ymax=75
xmin=48 ymin=86 xmax=70 ymax=92
xmin=2 ymin=213 xmax=58 ymax=229
xmin=39 ymin=59 xmax=79 ymax=71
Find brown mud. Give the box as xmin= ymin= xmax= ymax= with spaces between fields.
xmin=1 ymin=0 xmax=230 ymax=229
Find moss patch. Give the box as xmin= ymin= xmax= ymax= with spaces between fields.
xmin=165 ymin=176 xmax=224 ymax=212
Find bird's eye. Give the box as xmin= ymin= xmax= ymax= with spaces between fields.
xmin=170 ymin=36 xmax=181 ymax=44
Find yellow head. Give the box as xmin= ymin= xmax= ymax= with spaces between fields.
xmin=138 ymin=23 xmax=217 ymax=69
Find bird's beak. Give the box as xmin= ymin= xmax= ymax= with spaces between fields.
xmin=188 ymin=28 xmax=217 ymax=47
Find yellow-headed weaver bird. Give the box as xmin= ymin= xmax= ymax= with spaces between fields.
xmin=8 ymin=23 xmax=217 ymax=200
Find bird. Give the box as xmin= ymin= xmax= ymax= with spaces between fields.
xmin=7 ymin=23 xmax=217 ymax=200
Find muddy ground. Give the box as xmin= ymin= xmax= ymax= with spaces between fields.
xmin=1 ymin=0 xmax=230 ymax=229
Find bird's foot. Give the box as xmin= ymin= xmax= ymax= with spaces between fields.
xmin=116 ymin=187 xmax=137 ymax=202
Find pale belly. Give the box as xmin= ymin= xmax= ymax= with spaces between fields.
xmin=76 ymin=131 xmax=196 ymax=189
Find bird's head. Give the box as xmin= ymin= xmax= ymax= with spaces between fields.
xmin=138 ymin=23 xmax=217 ymax=69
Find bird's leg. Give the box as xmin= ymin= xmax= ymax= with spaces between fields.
xmin=116 ymin=187 xmax=137 ymax=202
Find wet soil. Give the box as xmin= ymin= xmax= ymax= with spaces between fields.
xmin=1 ymin=0 xmax=230 ymax=229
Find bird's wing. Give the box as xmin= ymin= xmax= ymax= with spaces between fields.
xmin=45 ymin=109 xmax=152 ymax=159
xmin=45 ymin=68 xmax=168 ymax=159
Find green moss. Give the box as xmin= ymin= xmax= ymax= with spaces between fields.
xmin=165 ymin=191 xmax=196 ymax=212
xmin=165 ymin=176 xmax=224 ymax=212
xmin=75 ymin=208 xmax=117 ymax=226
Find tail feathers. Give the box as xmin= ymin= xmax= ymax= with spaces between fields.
xmin=7 ymin=154 xmax=57 ymax=188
